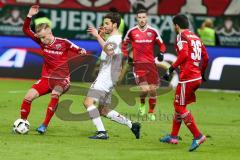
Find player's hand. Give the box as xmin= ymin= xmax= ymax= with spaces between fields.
xmin=157 ymin=52 xmax=164 ymax=62
xmin=79 ymin=48 xmax=87 ymax=55
xmin=87 ymin=26 xmax=98 ymax=38
xmin=27 ymin=5 xmax=39 ymax=18
xmin=98 ymin=26 xmax=105 ymax=39
xmin=162 ymin=73 xmax=170 ymax=81
xmin=162 ymin=66 xmax=175 ymax=81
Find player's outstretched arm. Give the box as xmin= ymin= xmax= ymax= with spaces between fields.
xmin=27 ymin=5 xmax=39 ymax=18
xmin=22 ymin=5 xmax=41 ymax=43
xmin=98 ymin=26 xmax=106 ymax=40
xmin=87 ymin=26 xmax=105 ymax=49
xmin=65 ymin=39 xmax=87 ymax=55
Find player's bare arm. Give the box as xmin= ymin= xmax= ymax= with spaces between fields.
xmin=23 ymin=5 xmax=41 ymax=44
xmin=87 ymin=26 xmax=105 ymax=49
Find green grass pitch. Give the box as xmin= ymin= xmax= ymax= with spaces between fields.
xmin=0 ymin=79 xmax=240 ymax=160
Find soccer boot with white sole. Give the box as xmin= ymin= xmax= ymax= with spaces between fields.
xmin=160 ymin=134 xmax=179 ymax=144
xmin=189 ymin=134 xmax=206 ymax=152
xmin=89 ymin=131 xmax=109 ymax=140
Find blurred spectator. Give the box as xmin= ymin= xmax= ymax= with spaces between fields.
xmin=1 ymin=8 xmax=24 ymax=26
xmin=31 ymin=11 xmax=52 ymax=32
xmin=216 ymin=17 xmax=240 ymax=36
xmin=129 ymin=0 xmax=157 ymax=14
xmin=197 ymin=18 xmax=217 ymax=46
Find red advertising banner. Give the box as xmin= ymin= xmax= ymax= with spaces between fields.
xmin=1 ymin=0 xmax=239 ymax=16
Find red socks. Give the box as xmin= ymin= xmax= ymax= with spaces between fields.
xmin=20 ymin=99 xmax=32 ymax=119
xmin=182 ymin=112 xmax=201 ymax=138
xmin=173 ymin=104 xmax=201 ymax=138
xmin=148 ymin=97 xmax=156 ymax=113
xmin=171 ymin=112 xmax=182 ymax=137
xmin=43 ymin=94 xmax=59 ymax=127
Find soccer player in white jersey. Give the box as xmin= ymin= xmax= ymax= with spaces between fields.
xmin=85 ymin=12 xmax=141 ymax=139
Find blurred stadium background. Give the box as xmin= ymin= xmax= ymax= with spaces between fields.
xmin=0 ymin=0 xmax=240 ymax=90
xmin=0 ymin=0 xmax=240 ymax=159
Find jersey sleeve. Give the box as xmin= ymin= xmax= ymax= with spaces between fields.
xmin=201 ymin=43 xmax=209 ymax=75
xmin=65 ymin=39 xmax=83 ymax=53
xmin=172 ymin=36 xmax=188 ymax=68
xmin=155 ymin=30 xmax=166 ymax=53
xmin=22 ymin=17 xmax=41 ymax=44
xmin=121 ymin=30 xmax=132 ymax=57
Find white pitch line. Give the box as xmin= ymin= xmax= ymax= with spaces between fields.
xmin=199 ymin=88 xmax=240 ymax=94
xmin=8 ymin=90 xmax=26 ymax=94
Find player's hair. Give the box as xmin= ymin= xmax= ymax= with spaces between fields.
xmin=35 ymin=23 xmax=50 ymax=33
xmin=136 ymin=9 xmax=147 ymax=16
xmin=104 ymin=12 xmax=121 ymax=28
xmin=172 ymin=14 xmax=189 ymax=29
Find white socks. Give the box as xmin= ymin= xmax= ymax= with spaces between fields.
xmin=87 ymin=105 xmax=105 ymax=131
xmin=106 ymin=110 xmax=132 ymax=128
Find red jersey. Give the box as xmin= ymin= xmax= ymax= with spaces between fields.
xmin=122 ymin=25 xmax=166 ymax=63
xmin=173 ymin=29 xmax=209 ymax=82
xmin=23 ymin=17 xmax=83 ymax=79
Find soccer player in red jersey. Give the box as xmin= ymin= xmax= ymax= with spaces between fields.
xmin=160 ymin=14 xmax=209 ymax=152
xmin=19 ymin=5 xmax=86 ymax=134
xmin=122 ymin=9 xmax=166 ymax=120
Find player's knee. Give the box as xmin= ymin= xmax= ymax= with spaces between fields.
xmin=51 ymin=93 xmax=59 ymax=99
xmin=83 ymin=97 xmax=93 ymax=108
xmin=139 ymin=84 xmax=150 ymax=93
xmin=24 ymin=93 xmax=36 ymax=101
xmin=24 ymin=88 xmax=39 ymax=101
xmin=149 ymin=90 xmax=157 ymax=97
xmin=52 ymin=86 xmax=63 ymax=96
xmin=98 ymin=106 xmax=108 ymax=116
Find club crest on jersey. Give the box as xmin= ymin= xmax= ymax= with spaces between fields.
xmin=56 ymin=44 xmax=61 ymax=50
xmin=147 ymin=32 xmax=152 ymax=37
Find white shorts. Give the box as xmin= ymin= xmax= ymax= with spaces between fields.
xmin=87 ymin=76 xmax=114 ymax=106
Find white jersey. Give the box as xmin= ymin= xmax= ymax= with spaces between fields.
xmin=91 ymin=34 xmax=122 ymax=92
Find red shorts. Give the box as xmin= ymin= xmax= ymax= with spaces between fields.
xmin=32 ymin=77 xmax=70 ymax=96
xmin=174 ymin=79 xmax=202 ymax=106
xmin=133 ymin=63 xmax=159 ymax=85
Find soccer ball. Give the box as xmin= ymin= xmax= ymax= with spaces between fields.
xmin=13 ymin=119 xmax=30 ymax=134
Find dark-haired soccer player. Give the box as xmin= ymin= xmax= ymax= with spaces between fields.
xmin=19 ymin=5 xmax=86 ymax=134
xmin=160 ymin=14 xmax=209 ymax=152
xmin=122 ymin=9 xmax=166 ymax=120
xmin=86 ymin=12 xmax=141 ymax=139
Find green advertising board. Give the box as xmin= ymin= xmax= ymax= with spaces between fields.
xmin=0 ymin=5 xmax=239 ymax=46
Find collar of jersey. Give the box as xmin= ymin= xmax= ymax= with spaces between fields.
xmin=137 ymin=25 xmax=149 ymax=32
